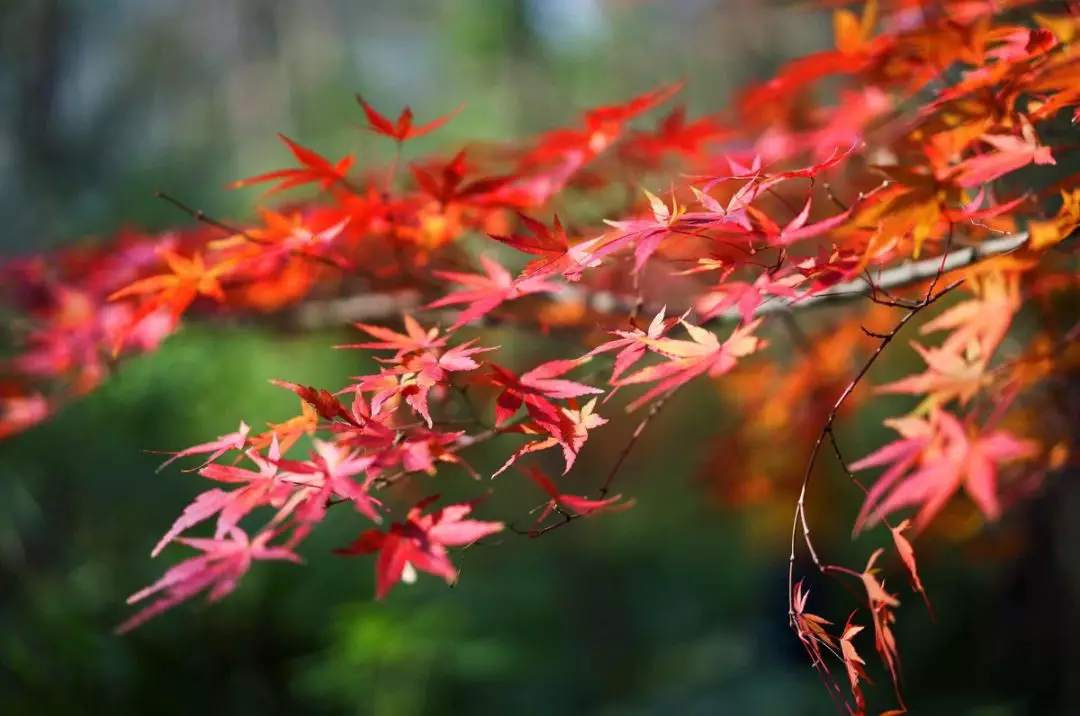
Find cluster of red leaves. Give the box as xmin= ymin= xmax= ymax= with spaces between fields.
xmin=5 ymin=1 xmax=1080 ymax=712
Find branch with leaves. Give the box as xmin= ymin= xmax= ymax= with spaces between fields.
xmin=4 ymin=1 xmax=1080 ymax=713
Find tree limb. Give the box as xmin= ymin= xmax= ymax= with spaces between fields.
xmin=264 ymin=232 xmax=1031 ymax=331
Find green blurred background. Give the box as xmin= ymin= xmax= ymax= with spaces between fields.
xmin=1 ymin=1 xmax=1076 ymax=714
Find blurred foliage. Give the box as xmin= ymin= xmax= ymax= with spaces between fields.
xmin=0 ymin=0 xmax=1064 ymax=714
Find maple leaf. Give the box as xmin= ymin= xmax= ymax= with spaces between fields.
xmin=695 ymin=270 xmax=804 ymax=323
xmin=794 ymin=245 xmax=863 ymax=292
xmin=479 ymin=358 xmax=604 ymax=426
xmin=151 ymin=436 xmax=290 ymax=557
xmin=854 ymin=411 xmax=1038 ymax=533
xmin=107 ymin=250 xmax=233 ymax=354
xmin=228 ymin=133 xmax=354 ymax=195
xmin=250 ymin=399 xmax=319 ymax=455
xmin=333 ymin=494 xmax=503 ymax=599
xmin=840 ymin=615 xmax=870 ymax=715
xmin=270 ymin=379 xmax=360 ymax=426
xmin=487 ymin=213 xmax=604 ymax=282
xmin=618 ymin=319 xmax=766 ymax=411
xmin=152 ymin=420 xmax=251 ymax=474
xmin=1027 ymin=189 xmax=1080 ymax=250
xmin=861 ymin=549 xmax=903 ymax=703
xmin=354 ymin=340 xmax=494 ymax=427
xmin=582 ymin=82 xmax=684 ymax=138
xmin=355 ymin=94 xmax=463 ymax=144
xmin=334 ymin=313 xmax=444 ymax=358
xmin=428 ymin=254 xmax=559 ymax=329
xmin=950 ymin=131 xmax=1056 ymax=188
xmin=379 ymin=428 xmax=476 ymax=478
xmin=117 ymin=526 xmax=301 ymax=634
xmin=409 ymin=150 xmax=515 ymax=206
xmin=595 ymin=187 xmax=688 ymax=273
xmin=874 ymin=342 xmax=990 ymax=407
xmin=489 ymin=212 xmax=568 ymax=258
xmin=834 ymin=0 xmax=878 ymax=55
xmin=625 ymin=105 xmax=730 ymax=160
xmin=518 ymin=465 xmax=632 ymax=534
xmin=889 ymin=519 xmax=931 ymax=610
xmin=744 ymin=195 xmax=856 ymax=248
xmin=586 ymin=306 xmax=682 ymax=388
xmin=792 ymin=579 xmax=836 ymax=670
xmin=532 ymin=82 xmax=683 ymax=159
xmin=851 ymin=415 xmax=937 ymax=534
xmin=274 ymin=438 xmax=383 ymax=524
xmin=336 ymin=314 xmax=447 ymax=358
xmin=493 ymin=397 xmax=610 ymax=476
xmin=214 ymin=207 xmax=352 ymax=269
xmin=917 ymin=271 xmax=1019 ymax=362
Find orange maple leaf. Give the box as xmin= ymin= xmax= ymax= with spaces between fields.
xmin=107 ymin=250 xmax=234 ymax=355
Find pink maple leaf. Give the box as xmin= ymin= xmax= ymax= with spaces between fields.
xmin=618 ymin=318 xmax=766 ymax=410
xmin=152 ymin=421 xmax=251 ymax=474
xmin=854 ymin=410 xmax=1038 ymax=533
xmin=117 ymin=527 xmax=301 ymax=633
xmin=428 ymin=254 xmax=559 ymax=329
xmin=151 ymin=436 xmax=293 ymax=557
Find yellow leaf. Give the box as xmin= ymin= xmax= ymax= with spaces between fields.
xmin=1035 ymin=13 xmax=1079 ymax=43
xmin=1028 ymin=219 xmax=1063 ymax=250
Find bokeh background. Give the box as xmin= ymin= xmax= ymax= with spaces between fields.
xmin=2 ymin=1 xmax=1076 ymax=714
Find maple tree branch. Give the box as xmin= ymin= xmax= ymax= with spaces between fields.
xmin=786 ymin=278 xmax=963 ymax=627
xmin=277 ymin=231 xmax=1030 ymax=331
xmin=750 ymin=231 xmax=1026 ymax=318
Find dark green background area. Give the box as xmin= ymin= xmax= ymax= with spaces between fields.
xmin=1 ymin=1 xmax=1075 ymax=714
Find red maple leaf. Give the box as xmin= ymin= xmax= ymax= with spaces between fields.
xmin=594 ymin=188 xmax=689 ymax=273
xmin=270 ymin=379 xmax=360 ymax=427
xmin=625 ymin=105 xmax=730 ymax=160
xmin=228 ymin=133 xmax=355 ymax=196
xmin=274 ymin=438 xmax=383 ymax=524
xmin=487 ymin=212 xmax=595 ymax=281
xmin=479 ymin=358 xmax=604 ymax=426
xmin=519 ymin=465 xmax=632 ymax=534
xmin=336 ymin=314 xmax=447 ymax=358
xmin=695 ymin=270 xmax=804 ymax=323
xmin=351 ymin=340 xmax=493 ymax=427
xmin=587 ymin=306 xmax=683 ymax=388
xmin=533 ymin=82 xmax=684 ymax=159
xmin=409 ymin=150 xmax=516 ymax=206
xmin=333 ymin=494 xmax=503 ymax=599
xmin=355 ymin=94 xmax=464 ymax=144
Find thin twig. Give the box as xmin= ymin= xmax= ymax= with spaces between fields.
xmin=599 ymin=389 xmax=676 ymax=497
xmin=786 ymin=278 xmax=963 ymax=625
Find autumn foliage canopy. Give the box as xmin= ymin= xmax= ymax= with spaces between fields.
xmin=4 ymin=1 xmax=1080 ymax=712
